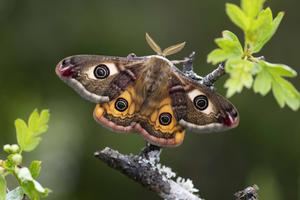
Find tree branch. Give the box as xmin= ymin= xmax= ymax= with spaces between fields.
xmin=94 ymin=146 xmax=259 ymax=200
xmin=172 ymin=52 xmax=226 ymax=88
xmin=234 ymin=185 xmax=259 ymax=200
xmin=202 ymin=63 xmax=225 ymax=87
xmin=95 ymin=145 xmax=202 ymax=200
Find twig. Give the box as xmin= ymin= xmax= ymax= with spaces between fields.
xmin=234 ymin=185 xmax=259 ymax=200
xmin=172 ymin=52 xmax=226 ymax=88
xmin=202 ymin=63 xmax=225 ymax=87
xmin=95 ymin=145 xmax=202 ymax=200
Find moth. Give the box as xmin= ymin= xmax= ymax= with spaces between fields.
xmin=56 ymin=34 xmax=239 ymax=147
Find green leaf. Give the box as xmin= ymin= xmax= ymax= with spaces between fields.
xmin=247 ymin=8 xmax=273 ymax=51
xmin=28 ymin=109 xmax=50 ymax=136
xmin=6 ymin=187 xmax=24 ymax=200
xmin=225 ymin=0 xmax=284 ymax=53
xmin=241 ymin=0 xmax=265 ymax=18
xmin=29 ymin=161 xmax=42 ymax=179
xmin=271 ymin=12 xmax=285 ymax=37
xmin=15 ymin=109 xmax=50 ymax=152
xmin=17 ymin=167 xmax=50 ymax=200
xmin=272 ymin=79 xmax=285 ymax=107
xmin=253 ymin=66 xmax=272 ymax=95
xmin=255 ymin=61 xmax=300 ymax=110
xmin=15 ymin=119 xmax=41 ymax=152
xmin=21 ymin=181 xmax=40 ymax=200
xmin=15 ymin=119 xmax=30 ymax=151
xmin=249 ymin=9 xmax=284 ymax=53
xmin=207 ymin=49 xmax=229 ymax=64
xmin=255 ymin=11 xmax=284 ymax=53
xmin=225 ymin=59 xmax=256 ymax=97
xmin=207 ymin=31 xmax=243 ymax=65
xmin=273 ymin=77 xmax=300 ymax=110
xmin=222 ymin=30 xmax=241 ymax=43
xmin=226 ymin=3 xmax=249 ymax=31
xmin=215 ymin=37 xmax=239 ymax=51
xmin=207 ymin=0 xmax=297 ymax=111
xmin=0 ymin=175 xmax=6 ymax=200
xmin=266 ymin=63 xmax=297 ymax=77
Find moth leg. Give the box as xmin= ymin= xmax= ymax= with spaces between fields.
xmin=171 ymin=51 xmax=195 ymax=71
xmin=139 ymin=143 xmax=161 ymax=162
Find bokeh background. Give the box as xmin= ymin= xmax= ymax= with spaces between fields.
xmin=0 ymin=0 xmax=299 ymax=199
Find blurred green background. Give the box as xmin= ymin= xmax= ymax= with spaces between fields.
xmin=0 ymin=0 xmax=299 ymax=199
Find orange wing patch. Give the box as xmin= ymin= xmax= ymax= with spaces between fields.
xmin=102 ymin=86 xmax=136 ymax=118
xmin=93 ymin=86 xmax=137 ymax=133
xmin=149 ymin=98 xmax=179 ymax=132
xmin=93 ymin=87 xmax=185 ymax=147
xmin=142 ymin=97 xmax=185 ymax=146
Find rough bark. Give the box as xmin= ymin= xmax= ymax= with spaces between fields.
xmin=94 ymin=145 xmax=202 ymax=200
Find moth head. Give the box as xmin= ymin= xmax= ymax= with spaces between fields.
xmin=179 ymin=87 xmax=239 ymax=133
xmin=56 ymin=55 xmax=121 ymax=103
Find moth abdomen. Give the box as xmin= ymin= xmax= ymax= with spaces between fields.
xmin=169 ymin=78 xmax=188 ymax=121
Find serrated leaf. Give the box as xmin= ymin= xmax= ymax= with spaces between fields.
xmin=251 ymin=10 xmax=284 ymax=53
xmin=15 ymin=119 xmax=41 ymax=152
xmin=207 ymin=49 xmax=231 ymax=64
xmin=254 ymin=12 xmax=284 ymax=53
xmin=28 ymin=109 xmax=39 ymax=132
xmin=272 ymin=12 xmax=284 ymax=36
xmin=29 ymin=161 xmax=42 ymax=179
xmin=241 ymin=0 xmax=265 ymax=18
xmin=225 ymin=78 xmax=244 ymax=97
xmin=254 ymin=67 xmax=272 ymax=95
xmin=225 ymin=59 xmax=255 ymax=97
xmin=15 ymin=119 xmax=29 ymax=151
xmin=28 ymin=109 xmax=50 ymax=136
xmin=274 ymin=77 xmax=300 ymax=110
xmin=207 ymin=31 xmax=243 ymax=65
xmin=6 ymin=187 xmax=24 ymax=200
xmin=255 ymin=11 xmax=284 ymax=53
xmin=0 ymin=175 xmax=6 ymax=200
xmin=267 ymin=63 xmax=297 ymax=77
xmin=257 ymin=61 xmax=300 ymax=110
xmin=226 ymin=3 xmax=249 ymax=31
xmin=272 ymin=81 xmax=285 ymax=107
xmin=247 ymin=7 xmax=273 ymax=51
xmin=222 ymin=30 xmax=241 ymax=43
xmin=162 ymin=42 xmax=186 ymax=57
xmin=215 ymin=38 xmax=237 ymax=51
xmin=25 ymin=138 xmax=41 ymax=152
xmin=15 ymin=109 xmax=50 ymax=152
xmin=145 ymin=33 xmax=162 ymax=55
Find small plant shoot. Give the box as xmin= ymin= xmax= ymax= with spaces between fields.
xmin=0 ymin=109 xmax=51 ymax=200
xmin=208 ymin=0 xmax=300 ymax=111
